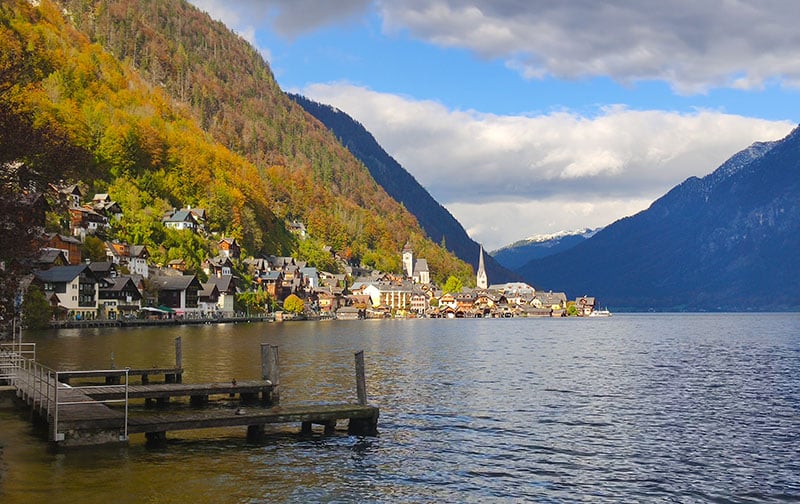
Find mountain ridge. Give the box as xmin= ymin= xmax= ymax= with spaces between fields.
xmin=516 ymin=126 xmax=800 ymax=310
xmin=491 ymin=228 xmax=600 ymax=271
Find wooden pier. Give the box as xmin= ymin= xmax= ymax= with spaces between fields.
xmin=0 ymin=339 xmax=378 ymax=447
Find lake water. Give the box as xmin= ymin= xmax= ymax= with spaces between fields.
xmin=1 ymin=314 xmax=799 ymax=503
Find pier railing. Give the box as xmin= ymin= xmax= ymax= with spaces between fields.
xmin=0 ymin=345 xmax=130 ymax=442
xmin=52 ymin=368 xmax=131 ymax=442
xmin=0 ymin=342 xmax=36 ymax=383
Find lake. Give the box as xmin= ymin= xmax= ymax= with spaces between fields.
xmin=1 ymin=313 xmax=799 ymax=503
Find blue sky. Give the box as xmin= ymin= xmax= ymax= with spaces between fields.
xmin=189 ymin=1 xmax=798 ymax=250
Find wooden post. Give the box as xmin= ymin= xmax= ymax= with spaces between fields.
xmin=261 ymin=344 xmax=279 ymax=405
xmin=174 ymin=336 xmax=182 ymax=383
xmin=175 ymin=337 xmax=182 ymax=368
xmin=246 ymin=424 xmax=265 ymax=443
xmin=355 ymin=350 xmax=367 ymax=405
xmin=260 ymin=343 xmax=269 ymax=380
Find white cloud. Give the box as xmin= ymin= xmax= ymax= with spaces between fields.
xmin=188 ymin=0 xmax=371 ymax=38
xmin=302 ymin=82 xmax=794 ymax=249
xmin=452 ymin=198 xmax=655 ymax=253
xmin=377 ymin=0 xmax=800 ymax=93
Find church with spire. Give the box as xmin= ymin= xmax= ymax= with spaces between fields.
xmin=402 ymin=241 xmax=430 ymax=285
xmin=476 ymin=245 xmax=488 ymax=289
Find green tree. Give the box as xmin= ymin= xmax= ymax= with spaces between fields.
xmin=442 ymin=275 xmax=463 ymax=295
xmin=282 ymin=294 xmax=305 ymax=314
xmin=297 ymin=237 xmax=337 ymax=272
xmin=22 ymin=284 xmax=51 ymax=329
xmin=82 ymin=235 xmax=107 ymax=262
xmin=236 ymin=287 xmax=271 ymax=315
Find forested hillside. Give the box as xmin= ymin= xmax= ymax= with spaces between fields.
xmin=0 ymin=0 xmax=471 ymax=284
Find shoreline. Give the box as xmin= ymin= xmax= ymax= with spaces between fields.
xmin=47 ymin=315 xmax=272 ymax=330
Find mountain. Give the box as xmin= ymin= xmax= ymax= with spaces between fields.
xmin=491 ymin=228 xmax=600 ymax=271
xmin=517 ymin=127 xmax=800 ymax=311
xmin=0 ymin=0 xmax=473 ymax=284
xmin=289 ymin=94 xmax=519 ymax=284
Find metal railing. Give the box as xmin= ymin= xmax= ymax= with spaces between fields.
xmin=52 ymin=368 xmax=130 ymax=442
xmin=1 ymin=345 xmax=130 ymax=443
xmin=0 ymin=342 xmax=36 ymax=383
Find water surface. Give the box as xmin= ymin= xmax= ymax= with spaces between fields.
xmin=1 ymin=314 xmax=798 ymax=502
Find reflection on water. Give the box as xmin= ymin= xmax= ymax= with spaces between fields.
xmin=1 ymin=314 xmax=799 ymax=502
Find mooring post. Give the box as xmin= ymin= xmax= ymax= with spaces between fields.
xmin=110 ymin=351 xmax=115 ymax=369
xmin=261 ymin=344 xmax=280 ymax=405
xmin=355 ymin=350 xmax=367 ymax=406
xmin=175 ymin=337 xmax=182 ymax=368
xmin=175 ymin=336 xmax=182 ymax=383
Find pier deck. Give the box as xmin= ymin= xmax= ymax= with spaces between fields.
xmin=127 ymin=403 xmax=379 ymax=437
xmin=2 ymin=341 xmax=379 ymax=447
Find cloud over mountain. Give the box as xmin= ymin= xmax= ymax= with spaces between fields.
xmin=302 ymin=82 xmax=792 ymax=248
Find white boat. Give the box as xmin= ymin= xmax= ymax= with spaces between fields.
xmin=589 ymin=308 xmax=612 ymax=317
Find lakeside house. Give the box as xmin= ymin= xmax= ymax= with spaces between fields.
xmin=33 ymin=264 xmax=98 ymax=321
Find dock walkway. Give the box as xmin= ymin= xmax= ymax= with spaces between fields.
xmin=1 ymin=340 xmax=378 ymax=447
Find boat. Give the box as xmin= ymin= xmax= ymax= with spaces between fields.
xmin=589 ymin=308 xmax=612 ymax=317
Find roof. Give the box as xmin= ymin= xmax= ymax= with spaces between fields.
xmin=199 ymin=282 xmax=220 ymax=298
xmin=413 ymin=259 xmax=429 ymax=273
xmin=35 ymin=264 xmax=90 ymax=283
xmin=99 ymin=277 xmax=141 ymax=298
xmin=205 ymin=255 xmax=233 ymax=267
xmin=262 ymin=271 xmax=282 ymax=280
xmin=163 ymin=210 xmax=195 ymax=223
xmin=37 ymin=249 xmax=68 ymax=264
xmin=88 ymin=261 xmax=115 ymax=273
xmin=46 ymin=233 xmax=82 ymax=245
xmin=209 ymin=274 xmax=235 ymax=292
xmin=153 ymin=275 xmax=201 ymax=291
xmin=538 ymin=291 xmax=567 ymax=304
xmin=130 ymin=245 xmax=148 ymax=258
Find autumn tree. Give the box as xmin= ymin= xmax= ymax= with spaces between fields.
xmin=282 ymin=294 xmax=305 ymax=314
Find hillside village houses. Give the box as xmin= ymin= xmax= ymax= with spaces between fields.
xmin=26 ymin=182 xmax=601 ymax=324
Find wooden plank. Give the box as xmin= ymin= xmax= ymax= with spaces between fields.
xmin=57 ymin=367 xmax=183 ymax=379
xmin=77 ymin=380 xmax=273 ymax=400
xmin=126 ymin=403 xmax=379 ymax=434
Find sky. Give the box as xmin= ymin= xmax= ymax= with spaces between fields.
xmin=188 ymin=0 xmax=799 ymax=251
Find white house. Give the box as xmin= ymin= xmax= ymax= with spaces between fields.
xmin=34 ymin=264 xmax=98 ymax=320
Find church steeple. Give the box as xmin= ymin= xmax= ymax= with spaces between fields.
xmin=476 ymin=245 xmax=488 ymax=289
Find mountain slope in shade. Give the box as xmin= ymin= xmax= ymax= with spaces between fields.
xmin=491 ymin=228 xmax=600 ymax=271
xmin=290 ymin=94 xmax=519 ymax=284
xmin=517 ymin=127 xmax=800 ymax=311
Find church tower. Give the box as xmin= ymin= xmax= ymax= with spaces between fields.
xmin=402 ymin=241 xmax=414 ymax=278
xmin=476 ymin=245 xmax=488 ymax=289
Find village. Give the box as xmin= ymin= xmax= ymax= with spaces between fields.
xmin=24 ymin=183 xmax=603 ymax=327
